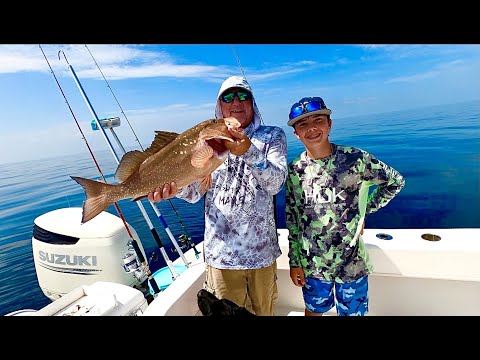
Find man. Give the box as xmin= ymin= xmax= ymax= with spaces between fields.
xmin=148 ymin=76 xmax=287 ymax=315
xmin=285 ymin=96 xmax=405 ymax=316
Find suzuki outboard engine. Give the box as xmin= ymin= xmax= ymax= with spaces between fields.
xmin=32 ymin=207 xmax=147 ymax=301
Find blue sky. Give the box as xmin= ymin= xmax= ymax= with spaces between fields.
xmin=0 ymin=44 xmax=479 ymax=164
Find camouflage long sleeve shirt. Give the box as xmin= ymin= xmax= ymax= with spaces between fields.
xmin=176 ymin=122 xmax=287 ymax=270
xmin=286 ymin=144 xmax=405 ymax=283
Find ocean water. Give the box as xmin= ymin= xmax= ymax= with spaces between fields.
xmin=0 ymin=100 xmax=479 ymax=316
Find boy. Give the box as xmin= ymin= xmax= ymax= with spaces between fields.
xmin=285 ymin=96 xmax=405 ymax=316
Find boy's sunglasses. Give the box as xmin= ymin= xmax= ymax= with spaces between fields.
xmin=289 ymin=97 xmax=327 ymax=120
xmin=221 ymin=90 xmax=252 ymax=103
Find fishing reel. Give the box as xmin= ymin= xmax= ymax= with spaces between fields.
xmin=170 ymin=234 xmax=190 ymax=253
xmin=123 ymin=242 xmax=147 ymax=282
xmin=122 ymin=252 xmax=140 ymax=273
xmin=148 ymin=252 xmax=158 ymax=265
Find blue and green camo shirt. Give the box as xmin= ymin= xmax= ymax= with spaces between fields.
xmin=286 ymin=143 xmax=405 ymax=283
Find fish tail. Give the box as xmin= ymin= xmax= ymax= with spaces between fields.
xmin=71 ymin=176 xmax=115 ymax=224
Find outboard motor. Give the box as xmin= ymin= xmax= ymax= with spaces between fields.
xmin=32 ymin=207 xmax=147 ymax=301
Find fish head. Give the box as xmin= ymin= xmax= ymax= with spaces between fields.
xmin=197 ymin=117 xmax=240 ymax=159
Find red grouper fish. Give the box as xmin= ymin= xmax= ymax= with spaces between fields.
xmin=71 ymin=117 xmax=245 ymax=224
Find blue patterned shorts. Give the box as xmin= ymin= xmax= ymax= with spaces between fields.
xmin=302 ymin=275 xmax=369 ymax=316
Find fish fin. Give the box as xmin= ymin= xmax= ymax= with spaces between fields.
xmin=71 ymin=176 xmax=114 ymax=224
xmin=199 ymin=174 xmax=212 ymax=196
xmin=143 ymin=131 xmax=179 ymax=158
xmin=115 ymin=131 xmax=179 ymax=183
xmin=191 ymin=144 xmax=213 ymax=168
xmin=115 ymin=150 xmax=148 ymax=183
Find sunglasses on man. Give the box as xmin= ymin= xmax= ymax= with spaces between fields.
xmin=221 ymin=90 xmax=252 ymax=103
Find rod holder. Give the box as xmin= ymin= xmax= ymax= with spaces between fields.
xmin=91 ymin=117 xmax=121 ymax=131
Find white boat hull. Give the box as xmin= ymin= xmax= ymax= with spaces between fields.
xmin=144 ymin=228 xmax=480 ymax=316
xmin=9 ymin=227 xmax=480 ymax=316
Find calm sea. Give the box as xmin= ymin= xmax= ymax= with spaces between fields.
xmin=1 ymin=100 xmax=479 ymax=316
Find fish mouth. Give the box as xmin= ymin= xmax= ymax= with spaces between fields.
xmin=198 ymin=118 xmax=239 ymax=158
xmin=204 ymin=134 xmax=235 ymax=142
xmin=199 ymin=125 xmax=235 ymax=158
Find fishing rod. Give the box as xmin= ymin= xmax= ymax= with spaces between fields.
xmin=84 ymin=44 xmax=200 ymax=260
xmin=231 ymin=45 xmax=280 ymax=239
xmin=38 ymin=44 xmax=161 ymax=295
xmin=231 ymin=45 xmax=264 ymax=125
xmin=166 ymin=200 xmax=197 ymax=257
xmin=57 ymin=49 xmax=181 ymax=282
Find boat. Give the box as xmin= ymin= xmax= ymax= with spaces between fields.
xmin=9 ymin=47 xmax=476 ymax=317
xmin=6 ymin=207 xmax=480 ymax=316
xmin=143 ymin=228 xmax=480 ymax=316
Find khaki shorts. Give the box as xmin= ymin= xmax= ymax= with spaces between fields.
xmin=204 ymin=261 xmax=278 ymax=316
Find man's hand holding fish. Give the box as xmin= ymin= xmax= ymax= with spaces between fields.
xmin=223 ymin=126 xmax=251 ymax=156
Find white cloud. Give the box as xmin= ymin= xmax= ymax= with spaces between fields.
xmin=385 ymin=59 xmax=469 ymax=84
xmin=0 ymin=44 xmax=320 ymax=83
